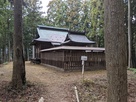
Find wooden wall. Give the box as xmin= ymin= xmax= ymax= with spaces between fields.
xmin=35 ymin=42 xmax=53 ymax=59
xmin=41 ymin=50 xmax=105 ymax=71
xmin=35 ymin=43 xmax=40 ymax=59
xmin=41 ymin=51 xmax=65 ymax=69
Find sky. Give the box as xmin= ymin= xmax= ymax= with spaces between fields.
xmin=40 ymin=0 xmax=52 ymax=14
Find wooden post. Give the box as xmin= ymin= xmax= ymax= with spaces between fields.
xmin=32 ymin=45 xmax=35 ymax=59
xmin=74 ymin=86 xmax=80 ymax=102
xmin=81 ymin=56 xmax=87 ymax=81
xmin=82 ymin=60 xmax=84 ymax=81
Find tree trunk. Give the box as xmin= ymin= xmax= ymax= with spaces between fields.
xmin=12 ymin=0 xmax=26 ymax=89
xmin=27 ymin=47 xmax=29 ymax=61
xmin=128 ymin=0 xmax=131 ymax=68
xmin=2 ymin=46 xmax=5 ymax=63
xmin=104 ymin=0 xmax=127 ymax=102
xmin=0 ymin=49 xmax=1 ymax=62
xmin=5 ymin=46 xmax=7 ymax=62
xmin=8 ymin=40 xmax=11 ymax=61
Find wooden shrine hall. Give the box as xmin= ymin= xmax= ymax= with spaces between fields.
xmin=31 ymin=25 xmax=105 ymax=71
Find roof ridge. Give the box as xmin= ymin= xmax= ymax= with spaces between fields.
xmin=37 ymin=25 xmax=68 ymax=31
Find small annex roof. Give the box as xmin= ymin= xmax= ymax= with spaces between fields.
xmin=40 ymin=46 xmax=105 ymax=52
xmin=68 ymin=31 xmax=95 ymax=44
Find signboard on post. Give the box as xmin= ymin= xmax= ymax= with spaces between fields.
xmin=81 ymin=56 xmax=87 ymax=61
xmin=81 ymin=56 xmax=87 ymax=81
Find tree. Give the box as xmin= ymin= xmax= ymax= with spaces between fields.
xmin=23 ymin=0 xmax=43 ymax=60
xmin=12 ymin=0 xmax=26 ymax=89
xmin=47 ymin=0 xmax=82 ymax=31
xmin=104 ymin=0 xmax=127 ymax=102
xmin=130 ymin=0 xmax=136 ymax=68
xmin=89 ymin=0 xmax=104 ymax=47
xmin=65 ymin=0 xmax=81 ymax=31
xmin=128 ymin=0 xmax=131 ymax=68
xmin=0 ymin=1 xmax=13 ymax=63
xmin=79 ymin=0 xmax=91 ymax=33
xmin=124 ymin=0 xmax=136 ymax=68
xmin=47 ymin=0 xmax=67 ymax=27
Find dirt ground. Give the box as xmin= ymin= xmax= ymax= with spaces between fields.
xmin=0 ymin=62 xmax=106 ymax=102
xmin=0 ymin=62 xmax=136 ymax=102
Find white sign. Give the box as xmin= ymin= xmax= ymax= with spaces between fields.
xmin=81 ymin=56 xmax=87 ymax=61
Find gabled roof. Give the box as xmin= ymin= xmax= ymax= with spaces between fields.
xmin=37 ymin=25 xmax=68 ymax=43
xmin=32 ymin=25 xmax=95 ymax=46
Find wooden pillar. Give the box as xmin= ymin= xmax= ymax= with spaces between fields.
xmin=32 ymin=45 xmax=35 ymax=58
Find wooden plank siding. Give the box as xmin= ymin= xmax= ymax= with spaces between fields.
xmin=35 ymin=44 xmax=41 ymax=59
xmin=41 ymin=49 xmax=105 ymax=71
xmin=63 ymin=50 xmax=105 ymax=71
xmin=41 ymin=50 xmax=65 ymax=69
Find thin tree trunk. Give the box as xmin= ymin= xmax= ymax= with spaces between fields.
xmin=104 ymin=0 xmax=128 ymax=102
xmin=128 ymin=0 xmax=131 ymax=68
xmin=1 ymin=49 xmax=3 ymax=63
xmin=27 ymin=47 xmax=29 ymax=61
xmin=5 ymin=46 xmax=7 ymax=62
xmin=8 ymin=40 xmax=11 ymax=61
xmin=0 ymin=49 xmax=1 ymax=64
xmin=2 ymin=46 xmax=5 ymax=63
xmin=12 ymin=0 xmax=26 ymax=89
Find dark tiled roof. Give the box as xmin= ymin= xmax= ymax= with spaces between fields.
xmin=32 ymin=25 xmax=95 ymax=45
xmin=68 ymin=34 xmax=95 ymax=44
xmin=37 ymin=26 xmax=68 ymax=43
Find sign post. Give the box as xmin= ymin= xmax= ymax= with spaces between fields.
xmin=81 ymin=56 xmax=87 ymax=81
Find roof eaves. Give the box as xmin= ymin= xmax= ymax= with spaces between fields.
xmin=40 ymin=46 xmax=105 ymax=52
xmin=68 ymin=34 xmax=95 ymax=44
xmin=71 ymin=40 xmax=95 ymax=44
xmin=68 ymin=30 xmax=85 ymax=35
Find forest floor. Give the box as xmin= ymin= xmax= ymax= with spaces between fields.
xmin=0 ymin=62 xmax=136 ymax=102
